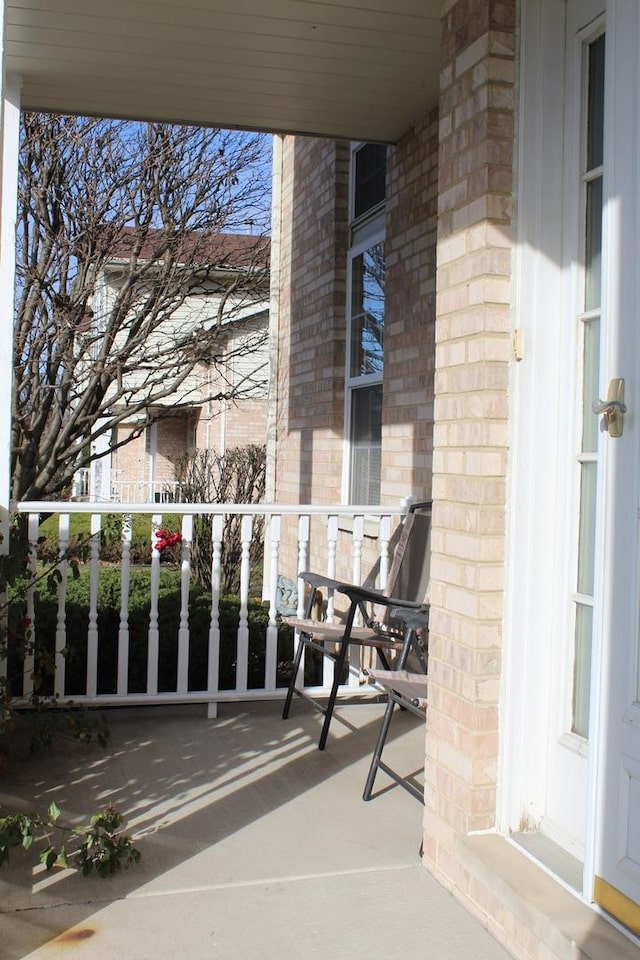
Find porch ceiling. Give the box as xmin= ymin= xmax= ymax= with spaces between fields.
xmin=4 ymin=0 xmax=441 ymax=144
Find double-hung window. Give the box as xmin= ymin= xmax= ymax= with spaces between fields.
xmin=346 ymin=143 xmax=386 ymax=504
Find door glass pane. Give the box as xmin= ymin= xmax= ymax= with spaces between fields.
xmin=572 ymin=31 xmax=605 ymax=738
xmin=573 ymin=603 xmax=593 ymax=737
xmin=577 ymin=461 xmax=598 ymax=595
xmin=587 ymin=33 xmax=605 ymax=170
xmin=582 ymin=316 xmax=600 ymax=452
xmin=350 ymin=243 xmax=385 ymax=377
xmin=585 ymin=176 xmax=603 ymax=311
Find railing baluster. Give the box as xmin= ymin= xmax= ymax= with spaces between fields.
xmin=235 ymin=514 xmax=253 ymax=694
xmin=264 ymin=514 xmax=280 ymax=691
xmin=297 ymin=515 xmax=310 ymax=614
xmin=177 ymin=515 xmax=193 ymax=695
xmin=0 ymin=586 xmax=6 ymax=689
xmin=379 ymin=514 xmax=391 ymax=590
xmin=348 ymin=514 xmax=365 ymax=686
xmin=323 ymin=514 xmax=339 ymax=689
xmin=55 ymin=513 xmax=69 ymax=698
xmin=326 ymin=514 xmax=338 ymax=620
xmin=23 ymin=513 xmax=39 ymax=699
xmin=117 ymin=514 xmax=132 ymax=696
xmin=148 ymin=514 xmax=162 ymax=696
xmin=294 ymin=514 xmax=310 ymax=690
xmin=86 ymin=514 xmax=101 ymax=699
xmin=207 ymin=514 xmax=224 ymax=717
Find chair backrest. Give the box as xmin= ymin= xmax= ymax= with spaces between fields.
xmin=373 ymin=501 xmax=432 ymax=622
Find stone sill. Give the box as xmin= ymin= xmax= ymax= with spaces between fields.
xmin=457 ymin=833 xmax=639 ymax=960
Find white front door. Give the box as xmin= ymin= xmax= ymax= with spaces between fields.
xmin=509 ymin=3 xmax=640 ymax=930
xmin=592 ymin=0 xmax=640 ymax=932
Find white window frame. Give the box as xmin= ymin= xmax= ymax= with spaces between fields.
xmin=342 ymin=143 xmax=386 ymax=505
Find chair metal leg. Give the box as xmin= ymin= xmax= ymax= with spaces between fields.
xmin=363 ymin=695 xmax=397 ymax=799
xmin=318 ymin=634 xmax=351 ymax=750
xmin=282 ymin=629 xmax=307 ymax=719
xmin=362 ymin=619 xmax=428 ymax=801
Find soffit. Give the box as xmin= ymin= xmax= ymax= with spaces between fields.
xmin=4 ymin=0 xmax=441 ymax=143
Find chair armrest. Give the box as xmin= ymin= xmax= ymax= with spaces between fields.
xmin=388 ymin=606 xmax=430 ymax=631
xmin=335 ymin=583 xmax=426 ymax=609
xmin=298 ymin=571 xmax=353 ymax=592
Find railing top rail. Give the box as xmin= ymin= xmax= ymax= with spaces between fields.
xmin=14 ymin=501 xmax=410 ymax=518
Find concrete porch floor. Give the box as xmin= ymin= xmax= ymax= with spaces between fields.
xmin=1 ymin=699 xmax=512 ymax=960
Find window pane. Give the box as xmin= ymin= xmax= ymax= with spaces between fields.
xmin=350 ymin=385 xmax=382 ymax=504
xmin=350 ymin=242 xmax=385 ymax=377
xmin=354 ymin=144 xmax=387 ymax=219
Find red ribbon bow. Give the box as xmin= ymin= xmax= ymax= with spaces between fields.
xmin=155 ymin=529 xmax=182 ymax=552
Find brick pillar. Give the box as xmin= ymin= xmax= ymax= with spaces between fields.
xmin=423 ymin=0 xmax=516 ymax=887
xmin=383 ymin=111 xmax=439 ymax=505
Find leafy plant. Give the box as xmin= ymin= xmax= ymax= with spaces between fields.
xmin=0 ymin=520 xmax=141 ymax=881
xmin=0 ymin=801 xmax=141 ymax=876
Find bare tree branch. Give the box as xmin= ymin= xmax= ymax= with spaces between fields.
xmin=12 ymin=115 xmax=271 ymax=502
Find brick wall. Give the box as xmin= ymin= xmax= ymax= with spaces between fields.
xmin=222 ymin=399 xmax=268 ymax=451
xmin=155 ymin=417 xmax=189 ymax=480
xmin=112 ymin=415 xmax=191 ymax=499
xmin=423 ymin=0 xmax=515 ymax=894
xmin=196 ymin=399 xmax=268 ymax=453
xmin=274 ymin=122 xmax=438 ymax=581
xmin=112 ymin=425 xmax=146 ymax=488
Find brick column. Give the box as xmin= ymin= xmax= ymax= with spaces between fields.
xmin=423 ymin=0 xmax=516 ymax=888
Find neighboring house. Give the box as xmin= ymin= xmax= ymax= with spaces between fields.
xmin=84 ymin=231 xmax=270 ymax=503
xmin=2 ymin=4 xmax=640 ymax=960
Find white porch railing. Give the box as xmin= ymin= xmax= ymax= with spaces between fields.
xmin=7 ymin=501 xmax=409 ymax=715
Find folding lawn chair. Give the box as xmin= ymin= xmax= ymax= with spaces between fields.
xmin=281 ymin=501 xmax=431 ymax=750
xmin=362 ymin=606 xmax=429 ymax=803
